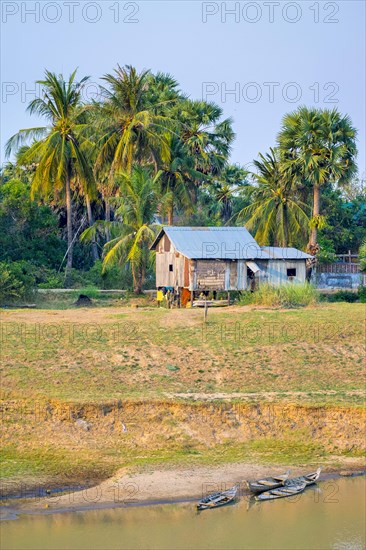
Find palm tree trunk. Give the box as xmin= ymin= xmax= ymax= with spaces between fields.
xmin=105 ymin=199 xmax=111 ymax=241
xmin=65 ymin=170 xmax=73 ymax=272
xmin=168 ymin=198 xmax=174 ymax=225
xmin=86 ymin=195 xmax=99 ymax=261
xmin=131 ymin=264 xmax=142 ymax=294
xmin=306 ymin=183 xmax=321 ymax=281
xmin=283 ymin=205 xmax=289 ymax=248
xmin=309 ymin=184 xmax=320 ymax=247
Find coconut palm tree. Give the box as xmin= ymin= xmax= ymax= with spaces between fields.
xmin=210 ymin=164 xmax=249 ymax=224
xmin=237 ymin=149 xmax=309 ymax=247
xmin=94 ymin=65 xmax=174 ymax=179
xmin=159 ymin=137 xmax=202 ymax=224
xmin=81 ymin=167 xmax=160 ymax=294
xmin=278 ymin=107 xmax=357 ymax=255
xmin=5 ymin=70 xmax=95 ymax=274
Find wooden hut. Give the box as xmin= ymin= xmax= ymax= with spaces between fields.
xmin=150 ymin=227 xmax=312 ymax=303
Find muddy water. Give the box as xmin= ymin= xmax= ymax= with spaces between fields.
xmin=1 ymin=477 xmax=365 ymax=550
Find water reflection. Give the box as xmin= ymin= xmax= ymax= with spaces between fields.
xmin=1 ymin=477 xmax=365 ymax=550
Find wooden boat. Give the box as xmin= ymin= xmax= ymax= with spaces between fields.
xmin=286 ymin=468 xmax=322 ymax=487
xmin=247 ymin=471 xmax=290 ymax=494
xmin=197 ymin=485 xmax=239 ymax=510
xmin=255 ymin=481 xmax=307 ymax=501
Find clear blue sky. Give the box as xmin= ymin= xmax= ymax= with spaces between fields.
xmin=1 ymin=1 xmax=365 ymax=176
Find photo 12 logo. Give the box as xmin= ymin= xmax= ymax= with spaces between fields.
xmin=1 ymin=80 xmax=103 ymax=104
xmin=202 ymin=81 xmax=340 ymax=104
xmin=1 ymin=2 xmax=140 ymax=24
xmin=201 ymin=2 xmax=340 ymax=24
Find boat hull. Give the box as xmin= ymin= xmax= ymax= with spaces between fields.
xmin=247 ymin=472 xmax=290 ymax=494
xmin=197 ymin=486 xmax=238 ymax=510
xmin=255 ymin=483 xmax=307 ymax=501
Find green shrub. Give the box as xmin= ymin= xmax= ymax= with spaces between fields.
xmin=72 ymin=286 xmax=101 ymax=300
xmin=0 ymin=263 xmax=25 ymax=304
xmin=359 ymin=240 xmax=366 ymax=273
xmin=325 ymin=290 xmax=359 ymax=303
xmin=358 ymin=286 xmax=366 ymax=303
xmin=0 ymin=260 xmax=39 ymax=304
xmin=36 ymin=268 xmax=64 ymax=289
xmin=239 ymin=283 xmax=319 ymax=308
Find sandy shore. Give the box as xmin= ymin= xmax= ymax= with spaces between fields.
xmin=1 ymin=460 xmax=365 ymax=520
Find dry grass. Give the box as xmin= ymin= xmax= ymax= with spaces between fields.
xmin=1 ymin=301 xmax=365 ymax=488
xmin=1 ymin=303 xmax=365 ymax=404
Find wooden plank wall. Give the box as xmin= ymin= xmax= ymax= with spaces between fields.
xmin=155 ymin=234 xmax=308 ymax=290
xmin=195 ymin=260 xmax=226 ymax=290
xmin=257 ymin=260 xmax=307 ymax=285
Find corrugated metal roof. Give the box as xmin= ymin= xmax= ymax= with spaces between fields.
xmin=150 ymin=227 xmax=313 ymax=260
xmin=261 ymin=247 xmax=313 ymax=260
xmin=246 ymin=261 xmax=261 ymax=273
xmin=151 ymin=226 xmax=264 ymax=259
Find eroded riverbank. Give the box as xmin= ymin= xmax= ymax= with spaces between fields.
xmin=1 ymin=399 xmax=365 ymax=504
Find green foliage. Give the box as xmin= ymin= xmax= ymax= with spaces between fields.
xmin=0 ymin=261 xmax=38 ymax=303
xmin=84 ymin=260 xmax=133 ymax=290
xmin=37 ymin=271 xmax=65 ymax=289
xmin=5 ymin=70 xmax=95 ymax=272
xmin=0 ymin=263 xmax=25 ymax=303
xmin=239 ymin=283 xmax=319 ymax=308
xmin=359 ymin=239 xmax=366 ymax=273
xmin=324 ymin=291 xmax=359 ymax=303
xmin=0 ymin=179 xmax=65 ymax=268
xmin=317 ymin=235 xmax=337 ymax=264
xmin=319 ymin=184 xmax=366 ymax=254
xmin=278 ymin=107 xmax=358 ymax=249
xmin=3 ymin=66 xmax=362 ymax=291
xmin=82 ymin=167 xmax=160 ymax=293
xmin=358 ymin=286 xmax=366 ymax=303
xmin=237 ymin=148 xmax=310 ymax=247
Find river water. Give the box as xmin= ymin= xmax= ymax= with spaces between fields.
xmin=1 ymin=477 xmax=365 ymax=550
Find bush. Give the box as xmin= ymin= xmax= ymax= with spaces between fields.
xmin=0 ymin=263 xmax=25 ymax=304
xmin=239 ymin=283 xmax=319 ymax=308
xmin=36 ymin=268 xmax=65 ymax=289
xmin=359 ymin=242 xmax=366 ymax=273
xmin=72 ymin=286 xmax=101 ymax=300
xmin=325 ymin=290 xmax=359 ymax=303
xmin=358 ymin=286 xmax=366 ymax=303
xmin=0 ymin=260 xmax=39 ymax=304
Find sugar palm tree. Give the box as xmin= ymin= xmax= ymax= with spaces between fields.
xmin=237 ymin=149 xmax=309 ymax=247
xmin=94 ymin=65 xmax=174 ymax=179
xmin=81 ymin=167 xmax=160 ymax=294
xmin=178 ymin=100 xmax=235 ymax=187
xmin=278 ymin=107 xmax=357 ymax=255
xmin=5 ymin=70 xmax=95 ymax=274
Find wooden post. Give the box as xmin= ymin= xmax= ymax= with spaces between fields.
xmin=227 ymin=291 xmax=230 ymax=306
xmin=204 ymin=297 xmax=208 ymax=323
xmin=190 ymin=290 xmax=194 ymax=307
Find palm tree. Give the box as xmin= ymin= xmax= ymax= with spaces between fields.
xmin=237 ymin=149 xmax=309 ymax=247
xmin=159 ymin=137 xmax=201 ymax=224
xmin=5 ymin=70 xmax=94 ymax=274
xmin=81 ymin=167 xmax=160 ymax=294
xmin=210 ymin=165 xmax=249 ymax=224
xmin=278 ymin=107 xmax=357 ymax=255
xmin=178 ymin=100 xmax=235 ymax=190
xmin=94 ymin=65 xmax=174 ymax=179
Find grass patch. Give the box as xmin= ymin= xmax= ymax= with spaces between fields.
xmin=239 ymin=283 xmax=319 ymax=308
